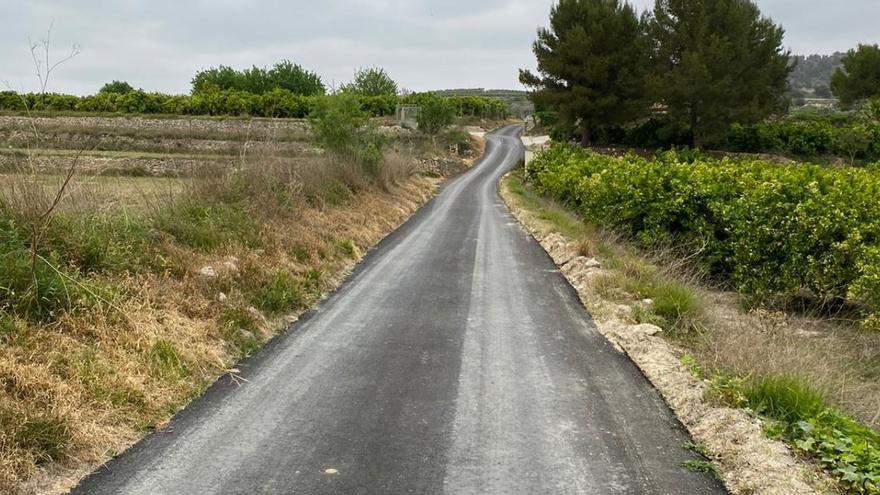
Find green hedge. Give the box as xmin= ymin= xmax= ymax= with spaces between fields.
xmin=728 ymin=119 xmax=880 ymax=161
xmin=528 ymin=144 xmax=880 ymax=327
xmin=0 ymin=90 xmax=507 ymax=120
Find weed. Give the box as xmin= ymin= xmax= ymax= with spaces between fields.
xmin=743 ymin=375 xmax=826 ymax=424
xmin=680 ymin=354 xmax=704 ymax=379
xmin=681 ymin=459 xmax=718 ymax=475
xmin=705 ymin=373 xmax=748 ymax=408
xmin=152 ymin=201 xmax=259 ymax=251
xmin=251 ymin=271 xmax=304 ymax=314
xmin=220 ymin=307 xmax=261 ymax=355
xmin=146 ymin=340 xmax=190 ymax=380
xmin=0 ymin=406 xmax=70 ymax=463
xmin=336 ymin=239 xmax=359 ymax=259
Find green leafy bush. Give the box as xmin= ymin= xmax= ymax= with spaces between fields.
xmin=0 ymin=89 xmax=504 ymax=120
xmin=309 ymin=93 xmax=385 ymax=176
xmin=728 ymin=118 xmax=880 ymax=161
xmin=528 ymin=144 xmax=880 ymax=326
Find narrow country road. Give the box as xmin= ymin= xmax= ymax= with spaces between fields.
xmin=72 ymin=126 xmax=725 ymax=494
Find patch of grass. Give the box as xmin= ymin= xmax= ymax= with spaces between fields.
xmin=505 ymin=172 xmax=590 ymax=239
xmin=0 ymin=406 xmax=71 ymax=463
xmin=680 ymin=354 xmax=704 ymax=379
xmin=45 ymin=213 xmax=154 ymax=275
xmin=220 ymin=307 xmax=261 ymax=355
xmin=146 ymin=340 xmax=190 ymax=380
xmin=681 ymin=459 xmax=718 ymax=475
xmin=78 ymin=349 xmax=146 ymax=408
xmin=705 ymin=373 xmax=748 ymax=408
xmin=0 ymin=226 xmax=98 ymax=322
xmin=152 ymin=201 xmax=260 ymax=251
xmin=315 ymin=180 xmax=352 ymax=206
xmin=650 ymin=280 xmax=703 ymax=333
xmin=743 ymin=375 xmax=827 ymax=424
xmin=289 ymin=245 xmax=311 ymax=263
xmin=251 ymin=270 xmax=305 ymax=314
xmin=335 ymin=238 xmax=358 ymax=259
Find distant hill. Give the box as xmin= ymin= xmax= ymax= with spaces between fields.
xmin=788 ymin=53 xmax=845 ymax=97
xmin=433 ymin=88 xmax=533 ymax=117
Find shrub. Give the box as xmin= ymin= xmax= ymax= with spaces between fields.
xmin=309 ymin=93 xmax=384 ymax=176
xmin=528 ymin=144 xmax=880 ymax=325
xmin=743 ymin=375 xmax=827 ymax=424
xmin=416 ymin=96 xmax=455 ymax=135
xmin=251 ymin=271 xmax=304 ymax=314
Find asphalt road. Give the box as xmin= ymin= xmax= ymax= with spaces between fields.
xmin=72 ymin=125 xmax=726 ymax=495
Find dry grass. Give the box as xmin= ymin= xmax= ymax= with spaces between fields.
xmin=503 ymin=170 xmax=880 ymax=432
xmin=692 ymin=296 xmax=880 ymax=429
xmin=0 ymin=114 xmax=470 ymax=493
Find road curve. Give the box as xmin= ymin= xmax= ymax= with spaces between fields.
xmin=72 ymin=125 xmax=725 ymax=494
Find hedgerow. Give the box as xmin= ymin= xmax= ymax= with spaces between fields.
xmin=0 ymin=90 xmax=507 ymax=120
xmin=728 ymin=119 xmax=880 ymax=161
xmin=528 ymin=144 xmax=880 ymax=326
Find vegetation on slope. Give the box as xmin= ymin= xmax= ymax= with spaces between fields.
xmin=0 ymin=95 xmax=476 ymax=491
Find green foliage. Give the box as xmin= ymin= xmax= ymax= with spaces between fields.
xmin=743 ymin=375 xmax=826 ymax=424
xmin=250 ymin=271 xmax=305 ymax=314
xmin=681 ymin=459 xmax=718 ymax=475
xmin=793 ymin=411 xmax=880 ymax=493
xmin=191 ymin=60 xmax=325 ymax=96
xmin=146 ymin=340 xmax=190 ymax=380
xmin=220 ymin=307 xmax=261 ymax=355
xmin=520 ymin=0 xmax=650 ymax=146
xmin=788 ymin=53 xmax=845 ymax=94
xmin=152 ymin=201 xmax=260 ymax=251
xmin=831 ymin=44 xmax=880 ymax=107
xmin=528 ymin=144 xmax=880 ymax=326
xmin=0 ymin=89 xmax=501 ymax=121
xmin=99 ymin=81 xmax=135 ymax=94
xmin=0 ymin=214 xmax=98 ymax=322
xmin=344 ymin=67 xmax=398 ymax=97
xmin=680 ymin=354 xmax=703 ymax=378
xmin=0 ymin=406 xmax=70 ymax=463
xmin=739 ymin=374 xmax=880 ymax=493
xmin=416 ymin=96 xmax=455 ymax=136
xmin=648 ymin=0 xmax=791 ymax=148
xmin=727 ymin=117 xmax=880 ymax=162
xmin=309 ymin=93 xmax=385 ymax=176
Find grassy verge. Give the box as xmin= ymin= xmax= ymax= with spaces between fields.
xmin=504 ymin=170 xmax=879 ymax=494
xmin=0 ymin=108 xmax=476 ymax=492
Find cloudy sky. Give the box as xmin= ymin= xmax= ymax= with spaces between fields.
xmin=2 ymin=0 xmax=878 ymax=95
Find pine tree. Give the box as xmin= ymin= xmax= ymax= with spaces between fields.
xmin=830 ymin=44 xmax=880 ymax=107
xmin=648 ymin=0 xmax=791 ymax=148
xmin=520 ymin=0 xmax=650 ymax=147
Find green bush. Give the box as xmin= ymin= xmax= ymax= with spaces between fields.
xmin=743 ymin=375 xmax=827 ymax=424
xmin=528 ymin=144 xmax=880 ymax=325
xmin=309 ymin=93 xmax=384 ymax=176
xmin=416 ymin=96 xmax=456 ymax=135
xmin=250 ymin=271 xmax=305 ymax=314
xmin=0 ymin=215 xmax=96 ymax=321
xmin=0 ymin=89 xmax=504 ymax=121
xmin=728 ymin=118 xmax=880 ymax=161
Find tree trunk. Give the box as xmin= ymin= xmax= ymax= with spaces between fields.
xmin=580 ymin=127 xmax=592 ymax=148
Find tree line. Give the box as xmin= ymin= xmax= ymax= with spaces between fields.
xmin=522 ymin=0 xmax=880 ymax=149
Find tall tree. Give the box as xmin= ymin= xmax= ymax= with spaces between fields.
xmin=648 ymin=0 xmax=791 ymax=148
xmin=520 ymin=0 xmax=650 ymax=147
xmin=344 ymin=67 xmax=398 ymax=97
xmin=99 ymin=80 xmax=134 ymax=94
xmin=191 ymin=60 xmax=324 ymax=96
xmin=830 ymin=44 xmax=880 ymax=107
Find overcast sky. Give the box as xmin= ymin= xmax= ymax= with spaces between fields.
xmin=2 ymin=1 xmax=878 ymax=95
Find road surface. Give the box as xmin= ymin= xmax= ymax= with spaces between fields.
xmin=73 ymin=125 xmax=726 ymax=494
